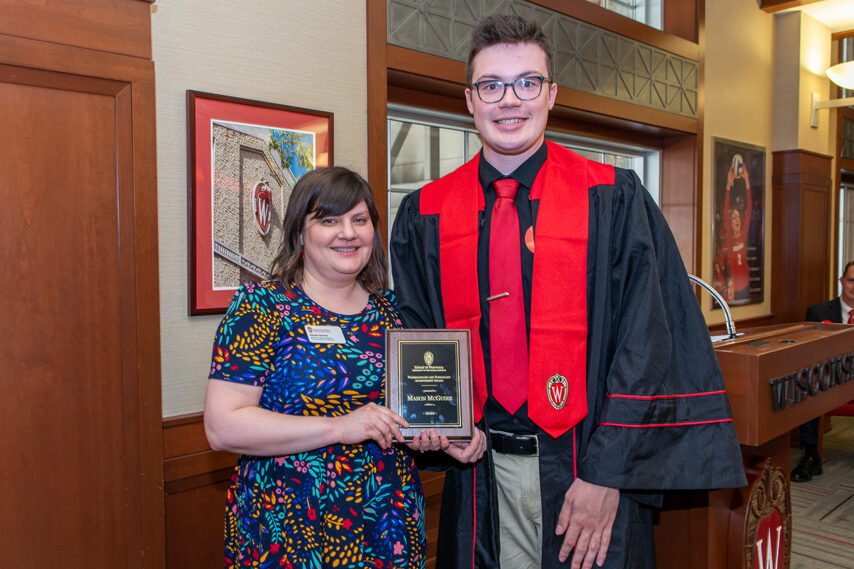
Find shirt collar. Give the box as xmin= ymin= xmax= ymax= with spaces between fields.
xmin=478 ymin=142 xmax=548 ymax=191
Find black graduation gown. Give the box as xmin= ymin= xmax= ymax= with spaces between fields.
xmin=389 ymin=153 xmax=747 ymax=569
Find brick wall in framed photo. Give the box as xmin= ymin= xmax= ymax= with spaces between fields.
xmin=187 ymin=91 xmax=333 ymax=315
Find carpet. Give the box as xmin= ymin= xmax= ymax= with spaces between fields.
xmin=790 ymin=416 xmax=854 ymax=569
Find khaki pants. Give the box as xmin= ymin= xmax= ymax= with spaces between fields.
xmin=492 ymin=448 xmax=543 ymax=569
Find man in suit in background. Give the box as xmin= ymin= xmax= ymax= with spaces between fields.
xmin=792 ymin=260 xmax=854 ymax=482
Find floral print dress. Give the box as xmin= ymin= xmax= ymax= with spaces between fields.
xmin=209 ymin=281 xmax=425 ymax=569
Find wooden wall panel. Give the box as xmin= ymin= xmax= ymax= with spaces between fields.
xmin=164 ymin=415 xmax=234 ymax=569
xmin=166 ymin=470 xmax=232 ymax=569
xmin=0 ymin=0 xmax=152 ymax=59
xmin=367 ymin=0 xmax=389 ymax=243
xmin=0 ymin=2 xmax=162 ymax=567
xmin=771 ymin=150 xmax=833 ymax=324
xmin=663 ymin=0 xmax=700 ymax=44
xmin=661 ymin=135 xmax=700 ymax=272
xmin=0 ymin=74 xmax=128 ymax=567
xmin=420 ymin=471 xmax=445 ymax=568
xmin=759 ymin=0 xmax=822 ymax=13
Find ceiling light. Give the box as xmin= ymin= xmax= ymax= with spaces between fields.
xmin=826 ymin=61 xmax=854 ymax=90
xmin=810 ymin=61 xmax=854 ymax=128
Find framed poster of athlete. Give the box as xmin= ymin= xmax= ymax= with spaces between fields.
xmin=711 ymin=137 xmax=765 ymax=309
xmin=187 ymin=90 xmax=332 ymax=315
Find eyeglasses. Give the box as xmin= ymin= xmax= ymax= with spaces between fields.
xmin=471 ymin=76 xmax=553 ymax=103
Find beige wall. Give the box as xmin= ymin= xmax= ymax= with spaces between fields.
xmin=703 ymin=2 xmax=836 ymax=322
xmin=773 ymin=11 xmax=833 ymax=154
xmin=796 ymin=12 xmax=833 ymax=154
xmin=773 ymin=12 xmax=801 ymax=152
xmin=153 ymin=1 xmax=367 ymax=417
xmin=703 ymin=0 xmax=775 ymax=322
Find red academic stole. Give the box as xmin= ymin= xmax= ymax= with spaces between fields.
xmin=420 ymin=142 xmax=615 ymax=437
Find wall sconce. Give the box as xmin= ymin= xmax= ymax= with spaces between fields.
xmin=810 ymin=60 xmax=854 ymax=128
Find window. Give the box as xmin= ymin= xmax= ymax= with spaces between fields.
xmin=841 ymin=184 xmax=854 ymax=276
xmin=586 ymin=0 xmax=662 ymax=30
xmin=841 ymin=37 xmax=853 ymax=101
xmin=544 ymin=130 xmax=660 ymax=204
xmin=388 ymin=109 xmax=482 ymax=240
xmin=837 ymin=37 xmax=853 ymax=281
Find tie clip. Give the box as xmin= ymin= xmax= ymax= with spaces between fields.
xmin=486 ymin=292 xmax=509 ymax=302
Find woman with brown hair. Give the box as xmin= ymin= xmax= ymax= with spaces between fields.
xmin=204 ymin=166 xmax=426 ymax=569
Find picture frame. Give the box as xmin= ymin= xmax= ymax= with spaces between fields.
xmin=711 ymin=137 xmax=765 ymax=309
xmin=187 ymin=91 xmax=332 ymax=315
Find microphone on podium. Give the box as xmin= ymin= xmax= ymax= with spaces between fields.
xmin=688 ymin=274 xmax=739 ymax=342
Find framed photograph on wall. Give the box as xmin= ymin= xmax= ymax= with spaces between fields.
xmin=187 ymin=91 xmax=332 ymax=315
xmin=711 ymin=137 xmax=765 ymax=309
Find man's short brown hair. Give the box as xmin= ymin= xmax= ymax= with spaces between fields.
xmin=466 ymin=14 xmax=554 ymax=85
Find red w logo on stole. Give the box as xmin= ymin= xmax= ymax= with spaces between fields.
xmin=546 ymin=374 xmax=568 ymax=410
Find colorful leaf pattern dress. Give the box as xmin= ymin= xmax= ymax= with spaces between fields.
xmin=209 ymin=280 xmax=425 ymax=569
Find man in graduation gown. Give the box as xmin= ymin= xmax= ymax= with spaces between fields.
xmin=390 ymin=14 xmax=746 ymax=569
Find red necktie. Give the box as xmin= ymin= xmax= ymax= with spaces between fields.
xmin=848 ymin=309 xmax=853 ymax=324
xmin=488 ymin=178 xmax=528 ymax=414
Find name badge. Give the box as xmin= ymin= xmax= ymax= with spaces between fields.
xmin=305 ymin=325 xmax=346 ymax=344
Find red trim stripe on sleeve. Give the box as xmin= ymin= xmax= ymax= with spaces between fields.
xmin=606 ymin=390 xmax=727 ymax=400
xmin=599 ymin=418 xmax=734 ymax=428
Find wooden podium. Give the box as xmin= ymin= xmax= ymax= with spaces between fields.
xmin=654 ymin=323 xmax=854 ymax=569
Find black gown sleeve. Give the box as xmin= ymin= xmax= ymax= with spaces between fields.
xmin=579 ymin=170 xmax=747 ymax=491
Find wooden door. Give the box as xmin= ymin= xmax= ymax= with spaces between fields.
xmin=0 ymin=1 xmax=163 ymax=567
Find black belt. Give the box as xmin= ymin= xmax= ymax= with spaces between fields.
xmin=489 ymin=431 xmax=539 ymax=456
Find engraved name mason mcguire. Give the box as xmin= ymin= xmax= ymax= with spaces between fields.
xmin=406 ymin=394 xmax=455 ymax=402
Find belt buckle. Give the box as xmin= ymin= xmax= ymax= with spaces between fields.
xmin=489 ymin=430 xmax=539 ymax=456
xmin=515 ymin=433 xmax=538 ymax=456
